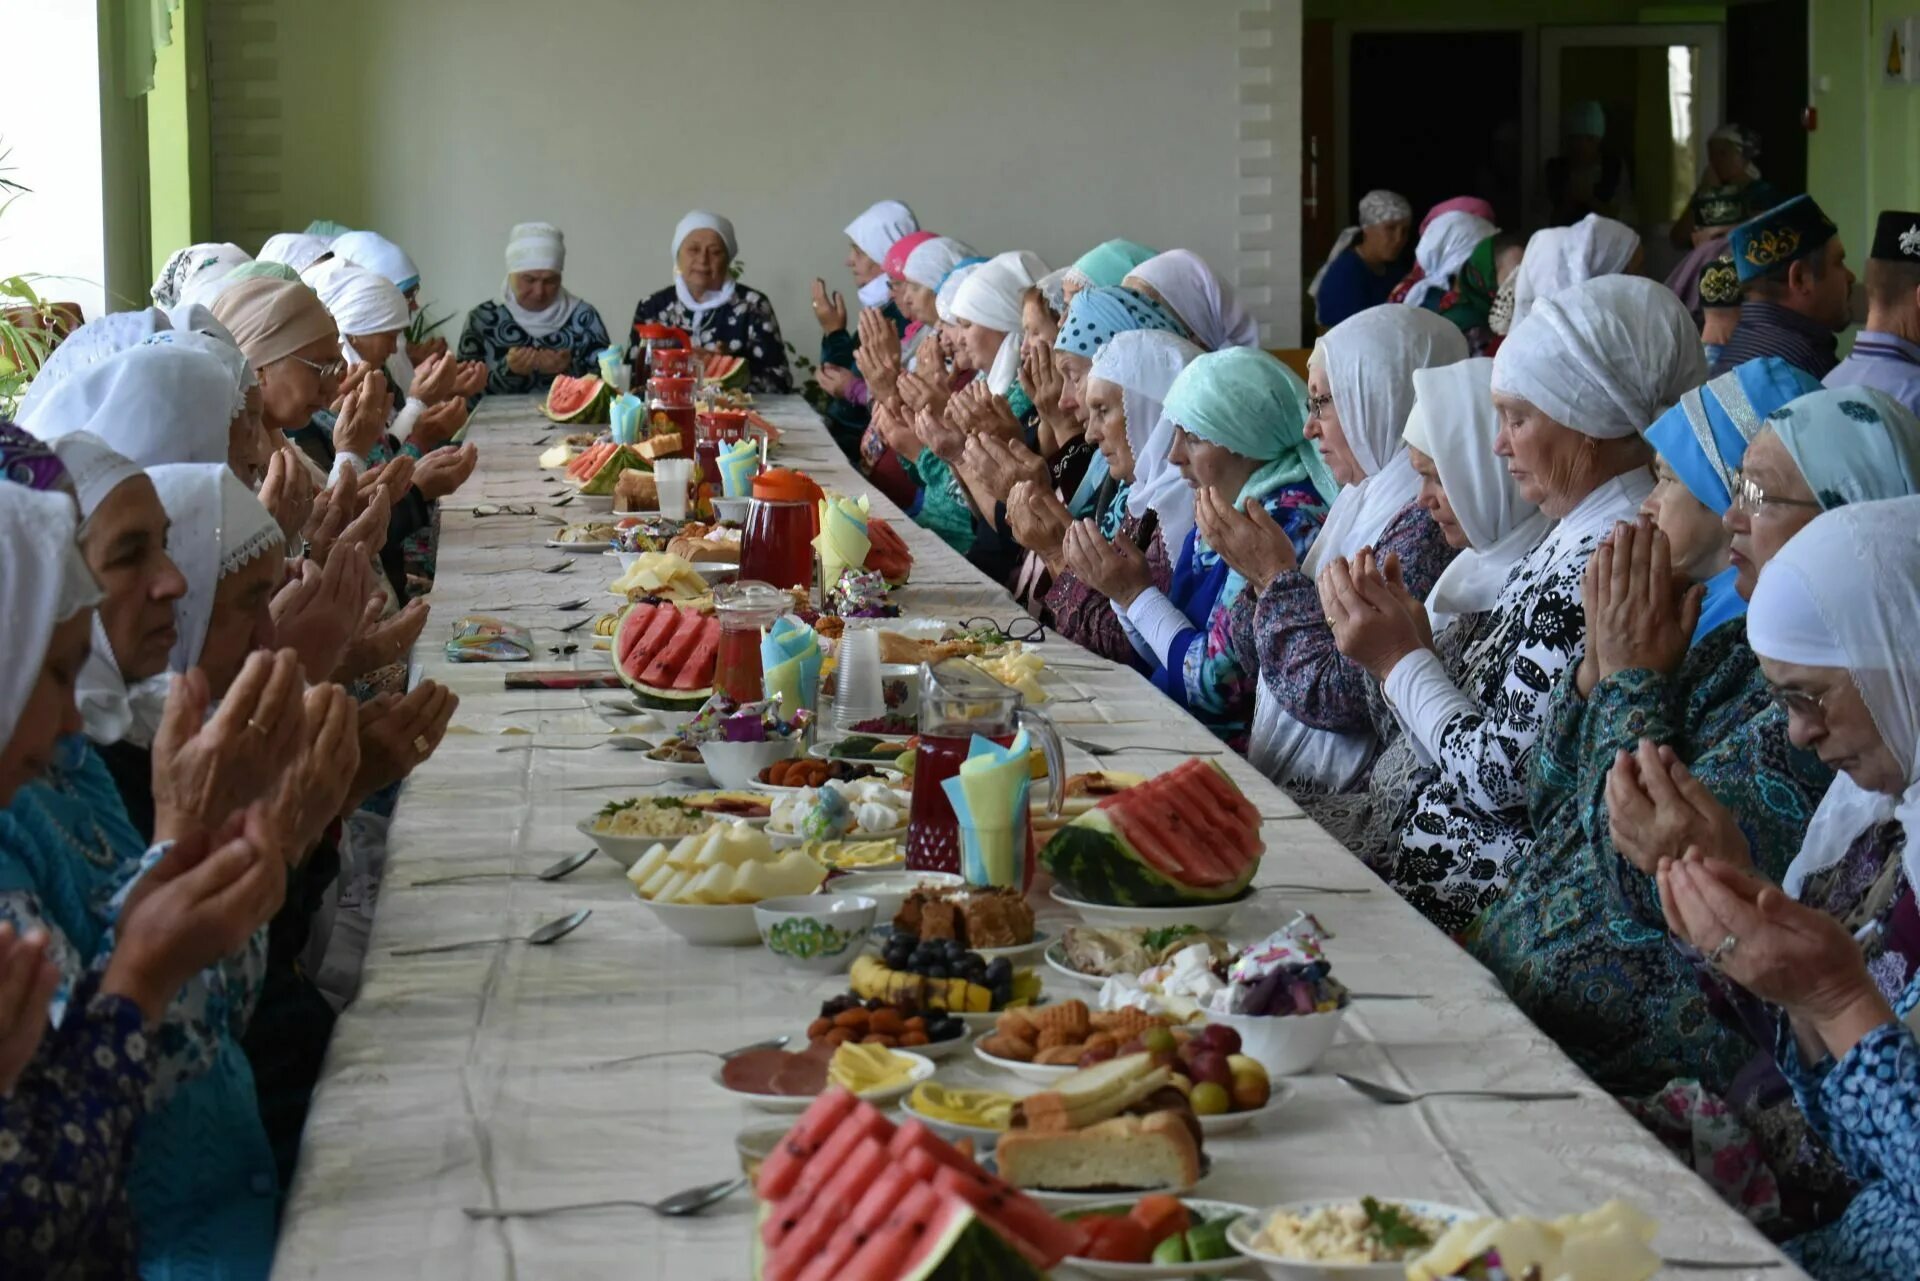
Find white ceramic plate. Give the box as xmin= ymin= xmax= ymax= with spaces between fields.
xmin=1050 ymin=888 xmax=1250 ymax=933
xmin=871 ymin=925 xmax=1054 ymax=967
xmin=577 ymin=816 xmax=708 ymax=870
xmin=672 ymin=791 xmax=774 ymax=825
xmin=690 ymin=560 xmax=738 ymax=584
xmin=546 ymin=538 xmax=615 ymax=551
xmin=640 ymin=751 xmax=714 ymax=782
xmin=808 ymin=739 xmax=916 ymax=763
xmin=569 ymin=491 xmax=616 ymax=510
xmin=769 ymin=823 xmax=908 ymax=851
xmin=953 ymin=995 xmax=1049 ymax=1032
xmin=1043 ymin=939 xmax=1109 ymax=987
xmin=1223 ymin=1199 xmax=1479 ymax=1279
xmin=983 ymin=1154 xmax=1212 ymax=1210
xmin=1196 ymin=1081 xmax=1293 ymax=1137
xmin=711 ymin=1050 xmax=934 ymax=1113
xmin=897 ymin=1090 xmax=1012 ymax=1152
xmin=751 ymin=767 xmax=906 ymax=795
xmin=972 ymin=1033 xmax=1078 ymax=1084
xmin=1058 ymin=1198 xmax=1260 ymax=1278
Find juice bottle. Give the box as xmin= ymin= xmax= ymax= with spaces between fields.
xmin=712 ymin=581 xmax=791 ymax=704
xmin=738 ymin=468 xmax=823 ymax=595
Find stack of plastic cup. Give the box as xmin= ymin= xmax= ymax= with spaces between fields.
xmin=653 ymin=458 xmax=693 ymax=519
xmin=832 ymin=629 xmax=886 ymax=732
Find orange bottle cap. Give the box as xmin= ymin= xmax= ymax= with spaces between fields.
xmin=752 ymin=468 xmax=823 ymax=502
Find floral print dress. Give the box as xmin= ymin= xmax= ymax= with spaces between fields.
xmin=1043 ymin=506 xmax=1166 ymax=670
xmin=631 ymin=285 xmax=793 ymax=394
xmin=456 ymin=299 xmax=611 ymax=397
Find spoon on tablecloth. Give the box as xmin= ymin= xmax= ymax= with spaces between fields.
xmin=463 ymin=1175 xmax=745 ymax=1221
xmin=494 ymin=736 xmax=654 ymax=752
xmin=390 ymin=908 xmax=592 ymax=957
xmin=1336 ymin=1073 xmax=1581 ymax=1105
xmin=590 ymin=1034 xmax=791 ymax=1070
xmin=408 ymin=848 xmax=597 ymax=887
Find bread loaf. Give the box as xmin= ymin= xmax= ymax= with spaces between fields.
xmin=993 ymin=1110 xmax=1201 ymax=1192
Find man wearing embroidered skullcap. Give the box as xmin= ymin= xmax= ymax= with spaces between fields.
xmin=1710 ymin=194 xmax=1853 ymax=378
xmin=1697 ymin=254 xmax=1742 ymax=369
xmin=1826 ymin=210 xmax=1920 ymax=416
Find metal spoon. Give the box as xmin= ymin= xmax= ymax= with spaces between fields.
xmin=559 ymin=614 xmax=595 ymax=633
xmin=1260 ymin=882 xmax=1373 ymax=895
xmin=593 ymin=1034 xmax=791 ymax=1069
xmin=463 ymin=1175 xmax=745 ymax=1221
xmin=1336 ymin=1073 xmax=1581 ymax=1106
xmin=390 ymin=908 xmax=592 ymax=957
xmin=541 ymin=560 xmax=574 ymax=574
xmin=495 ymin=736 xmax=655 ymax=752
xmin=1066 ymin=737 xmax=1223 ymax=759
xmin=409 ymin=848 xmax=597 ymax=888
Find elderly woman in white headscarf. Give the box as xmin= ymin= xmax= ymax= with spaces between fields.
xmin=308 ymin=263 xmax=469 ymax=459
xmin=1507 ymin=213 xmax=1643 ymax=331
xmin=1200 ymin=306 xmax=1467 ymax=793
xmin=151 ymin=242 xmax=252 ymax=309
xmin=812 ymin=200 xmax=918 ymax=455
xmin=257 ymin=231 xmax=335 ymax=275
xmin=1400 ymin=209 xmax=1499 ymax=315
xmin=1123 ymin=249 xmax=1261 ymax=351
xmin=1310 ymin=190 xmax=1413 ymax=329
xmin=1313 ymin=276 xmax=1705 ymax=933
xmin=632 ymin=210 xmax=792 ymax=393
xmin=456 ymin=221 xmax=611 ymax=396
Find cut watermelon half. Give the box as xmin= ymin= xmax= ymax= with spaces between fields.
xmin=546 ymin=374 xmax=610 ymax=423
xmin=613 ymin=602 xmax=717 ymax=709
xmin=1039 ymin=759 xmax=1264 ymax=906
xmin=699 ymin=352 xmax=751 ymax=389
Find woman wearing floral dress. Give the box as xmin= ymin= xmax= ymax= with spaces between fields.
xmin=631 ymin=210 xmax=792 ymax=394
xmin=457 ymin=222 xmax=611 ymax=397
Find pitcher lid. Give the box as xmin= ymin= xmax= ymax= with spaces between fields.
xmin=752 ymin=468 xmax=823 ymax=502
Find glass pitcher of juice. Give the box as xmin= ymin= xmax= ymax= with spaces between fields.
xmin=738 ymin=468 xmax=822 ymax=595
xmin=711 ymin=580 xmax=790 ymax=704
xmin=645 ymin=375 xmax=697 ymax=459
xmin=905 ymin=659 xmax=1065 ymax=879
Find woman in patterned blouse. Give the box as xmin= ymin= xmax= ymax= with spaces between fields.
xmin=457 ymin=222 xmax=612 ymax=397
xmin=631 ymin=211 xmax=792 ymax=395
xmin=1645 ymin=498 xmax=1920 ymax=1279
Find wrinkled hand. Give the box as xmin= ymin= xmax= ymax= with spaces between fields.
xmin=505 ymin=346 xmax=536 ymax=376
xmin=0 ymin=926 xmax=58 ymax=1091
xmin=408 ymin=352 xmax=456 ymax=403
xmin=333 ymin=368 xmax=391 ymax=458
xmin=149 ymin=653 xmax=307 ymax=845
xmin=301 ymin=481 xmax=355 ymax=565
xmin=870 ymin=401 xmax=920 ymax=462
xmin=1006 ymin=482 xmax=1075 ymax=568
xmin=1322 ymin=548 xmax=1430 ymax=681
xmin=329 ymin=361 xmax=373 ymax=415
xmin=1658 ymin=851 xmax=1891 ymax=1056
xmin=816 ymin=363 xmax=857 ymax=399
xmin=264 ymin=684 xmax=361 ymax=862
xmin=411 ymin=397 xmax=468 ymax=452
xmin=327 ymin=488 xmax=389 ymax=570
xmin=858 ymin=307 xmax=901 ymax=365
xmin=534 ymin=348 xmax=572 ymax=376
xmin=258 ymin=447 xmax=317 ymax=543
xmin=349 ymin=681 xmax=458 ymax=808
xmin=340 ymin=597 xmax=430 ymax=680
xmin=1061 ymin=513 xmax=1153 ymax=605
xmin=1607 ymin=739 xmax=1753 ymax=876
xmin=359 ymin=455 xmax=416 ymax=508
xmin=452 ymin=360 xmax=488 ymax=398
xmin=406 ymin=336 xmax=449 ymax=366
xmin=1590 ymin=520 xmax=1701 ymax=683
xmin=963 ymin=435 xmax=1048 ymax=505
xmin=913 ymin=406 xmax=968 ymax=463
xmin=104 ymin=805 xmax=287 ymax=1022
xmin=271 ymin=549 xmax=374 ymax=681
xmin=898 ymin=369 xmax=951 ymax=419
xmin=1019 ymin=343 xmax=1066 ymax=422
xmin=1194 ymin=487 xmax=1296 ymax=592
xmin=811 ymin=278 xmax=847 ymax=334
xmin=951 ymin=382 xmax=1023 ymax=443
xmin=414 ymin=441 xmax=479 ymax=501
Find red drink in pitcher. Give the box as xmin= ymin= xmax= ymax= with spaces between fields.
xmin=905 ymin=730 xmax=1017 ymax=876
xmin=737 ymin=469 xmax=822 ymax=595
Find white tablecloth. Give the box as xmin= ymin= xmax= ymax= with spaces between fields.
xmin=271 ymin=395 xmax=1801 ymax=1280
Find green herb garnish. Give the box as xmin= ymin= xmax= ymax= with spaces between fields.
xmin=1140 ymin=925 xmax=1201 ymax=953
xmin=596 ymin=797 xmax=692 ymax=818
xmin=1361 ymin=1197 xmax=1433 ymax=1252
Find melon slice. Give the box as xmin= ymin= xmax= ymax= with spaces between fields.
xmin=700 ymin=353 xmax=750 ymax=389
xmin=1039 ymin=759 xmax=1263 ymax=906
xmin=613 ymin=602 xmax=716 ymax=710
xmin=545 ymin=374 xmax=610 ymax=423
xmin=579 ymin=444 xmax=646 ymax=496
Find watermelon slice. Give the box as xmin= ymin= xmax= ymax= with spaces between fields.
xmin=613 ymin=602 xmax=716 ymax=710
xmin=699 ymin=352 xmax=750 ymax=389
xmin=1039 ymin=759 xmax=1263 ymax=906
xmin=578 ymin=444 xmax=646 ymax=495
xmin=545 ymin=374 xmax=610 ymax=423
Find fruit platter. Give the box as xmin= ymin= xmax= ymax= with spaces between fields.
xmin=755 ymin=757 xmax=900 ymax=792
xmin=544 ymin=374 xmax=611 ymax=423
xmin=883 ymin=882 xmax=1048 ymax=963
xmin=612 ymin=599 xmax=718 ymax=711
xmin=1060 ymin=1196 xmax=1255 ymax=1277
xmin=850 ymin=938 xmax=1041 ymax=1019
xmin=808 ymin=994 xmax=969 ymax=1057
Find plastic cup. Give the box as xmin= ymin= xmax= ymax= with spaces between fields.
xmin=832 ymin=629 xmax=886 ymax=732
xmin=654 ymin=458 xmax=693 ymax=519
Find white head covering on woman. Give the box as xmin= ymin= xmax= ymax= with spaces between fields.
xmin=1747 ymin=498 xmax=1920 ymax=899
xmin=21 ymin=343 xmax=239 ymax=468
xmin=330 ymin=230 xmax=419 ymax=294
xmin=1308 ymin=189 xmax=1412 ymax=302
xmin=1300 ymin=306 xmax=1470 ymax=579
xmin=935 ymin=262 xmax=984 ymax=325
xmin=258 ymin=231 xmax=336 ymax=274
xmin=846 ymin=200 xmax=919 ymax=308
xmin=902 ymin=237 xmax=975 ymax=292
xmin=151 ymin=242 xmax=251 ymax=309
xmin=671 ymin=210 xmax=740 ymax=321
xmin=1125 ymin=250 xmax=1261 ymax=351
xmin=951 ymin=250 xmax=1049 ymax=396
xmin=0 ymin=485 xmax=101 ymax=744
xmin=1405 ymin=211 xmax=1498 ymax=310
xmin=501 ymin=221 xmax=578 ymax=339
xmin=1510 ymin=214 xmax=1641 ymax=328
xmin=309 ymin=261 xmax=411 ymax=370
xmin=1091 ymin=331 xmax=1207 ymax=553
xmin=147 ymin=463 xmax=285 ymax=673
xmin=1403 ymin=358 xmax=1550 ymax=620
xmin=14 ymin=309 xmax=171 ymax=421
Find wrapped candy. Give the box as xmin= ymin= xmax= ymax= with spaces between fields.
xmin=827 ymin=567 xmax=898 ymax=619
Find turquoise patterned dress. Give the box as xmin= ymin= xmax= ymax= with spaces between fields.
xmin=1465 ymin=620 xmax=1831 ymax=1095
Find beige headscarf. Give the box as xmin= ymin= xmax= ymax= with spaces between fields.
xmin=211 ymin=277 xmax=337 ymax=369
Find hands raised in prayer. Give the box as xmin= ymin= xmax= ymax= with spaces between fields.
xmin=897 ymin=369 xmax=951 ymax=420
xmin=407 ymin=335 xmax=449 ymax=367
xmin=149 ymin=652 xmax=307 ymax=847
xmin=810 ymin=278 xmax=848 ymax=334
xmin=870 ymin=401 xmax=920 ymax=463
xmin=1194 ymin=487 xmax=1296 ymax=593
xmin=857 ymin=307 xmax=901 ymax=368
xmin=408 ymin=352 xmax=457 ymax=403
xmin=1061 ymin=513 xmax=1154 ymax=606
xmin=270 ymin=545 xmax=374 ymax=682
xmin=532 ymin=348 xmax=571 ymax=376
xmin=1657 ymin=851 xmax=1893 ymax=1059
xmin=504 ymin=346 xmax=537 ymax=376
xmin=414 ymin=441 xmax=479 ymax=501
xmin=452 ymin=360 xmax=489 ymax=399
xmin=1321 ymin=547 xmax=1432 ymax=682
xmin=816 ymin=363 xmax=857 ymax=400
xmin=1606 ymin=739 xmax=1752 ymax=876
xmin=962 ymin=434 xmax=1048 ymax=506
xmin=332 ymin=368 xmax=391 ymax=458
xmin=263 ymin=683 xmax=361 ymax=863
xmin=913 ymin=405 xmax=967 ymax=464
xmin=257 ymin=447 xmax=317 ymax=542
xmin=1577 ymin=518 xmax=1702 ymax=697
xmin=1019 ymin=344 xmax=1071 ymax=448
xmin=349 ymin=680 xmax=458 ymax=810
xmin=950 ymin=381 xmax=1022 ymax=443
xmin=411 ymin=397 xmax=469 ymax=453
xmin=308 ymin=487 xmax=387 ymax=570
xmin=1006 ymin=481 xmax=1075 ymax=571
xmin=359 ymin=455 xmax=416 ymax=509
xmin=0 ymin=926 xmax=57 ymax=1091
xmin=340 ymin=597 xmax=431 ymax=681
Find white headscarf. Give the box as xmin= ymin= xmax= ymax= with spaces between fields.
xmin=1092 ymin=331 xmax=1206 ymax=554
xmin=952 ymin=251 xmax=1048 ymax=396
xmin=22 ymin=343 xmax=238 ymax=468
xmin=147 ymin=464 xmax=284 ymax=673
xmin=0 ymin=486 xmax=101 ymax=747
xmin=846 ymin=200 xmax=918 ymax=308
xmin=151 ymin=242 xmax=251 ymax=309
xmin=308 ymin=260 xmax=416 ymax=395
xmin=15 ymin=309 xmax=170 ymax=421
xmin=1746 ymin=499 xmax=1920 ymax=899
xmin=671 ymin=210 xmax=740 ymax=321
xmin=1405 ymin=359 xmax=1550 ymax=619
xmin=258 ymin=232 xmax=335 ymax=274
xmin=140 ymin=330 xmax=252 ymax=419
xmin=1308 ymin=189 xmax=1412 ymax=301
xmin=935 ymin=263 xmax=983 ymax=325
xmin=1492 ymin=275 xmax=1705 ymax=441
xmin=903 ymin=237 xmax=974 ymax=292
xmin=1405 ymin=211 xmax=1497 ymax=310
xmin=1300 ymin=306 xmax=1469 ymax=579
xmin=1510 ymin=214 xmax=1641 ymax=328
xmin=47 ymin=431 xmax=144 ymax=523
xmin=499 ymin=221 xmax=577 ymax=339
xmin=1125 ymin=250 xmax=1260 ymax=351
xmin=330 ymin=230 xmax=419 ymax=293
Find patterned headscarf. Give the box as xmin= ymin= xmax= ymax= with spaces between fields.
xmin=1053 ymin=288 xmax=1185 ymax=359
xmin=0 ymin=423 xmax=70 ymax=495
xmin=1766 ymin=386 xmax=1920 ymax=512
xmin=151 ymin=242 xmax=251 ymax=308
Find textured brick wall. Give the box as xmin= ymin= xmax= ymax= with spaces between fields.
xmin=204 ymin=0 xmax=281 ymax=250
xmin=1239 ymin=0 xmax=1304 ymax=347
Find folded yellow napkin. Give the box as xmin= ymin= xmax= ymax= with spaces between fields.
xmin=812 ymin=494 xmax=872 ymax=589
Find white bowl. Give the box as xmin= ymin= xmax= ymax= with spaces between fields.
xmin=985 ymin=1154 xmax=1211 ymax=1210
xmin=1206 ymin=1005 xmax=1347 ymax=1077
xmin=897 ymin=1090 xmax=1011 ymax=1153
xmin=712 ymin=496 xmax=751 ymax=524
xmin=691 ymin=560 xmax=738 ymax=585
xmin=1060 ymin=1198 xmax=1260 ymax=1278
xmin=754 ymin=893 xmax=878 ymax=972
xmin=1050 ymin=887 xmax=1250 ymax=932
xmin=713 ymin=1050 xmax=936 ymax=1113
xmin=828 ymin=870 xmax=966 ymax=922
xmin=1196 ymin=1080 xmax=1293 ymax=1137
xmin=972 ymin=1034 xmax=1078 ymax=1084
xmin=1226 ymin=1199 xmax=1479 ymax=1279
xmin=635 ymin=895 xmax=766 ymax=946
xmin=699 ymin=738 xmax=802 ymax=790
xmin=576 ymin=817 xmax=678 ymax=870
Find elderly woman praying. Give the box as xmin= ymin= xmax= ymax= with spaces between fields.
xmin=457 ymin=222 xmax=612 ymax=396
xmin=632 ymin=210 xmax=792 ymax=394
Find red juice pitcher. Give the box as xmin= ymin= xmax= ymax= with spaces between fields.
xmin=645 ymin=375 xmax=697 ymax=459
xmin=711 ymin=580 xmax=791 ymax=704
xmin=738 ymin=468 xmax=822 ymax=595
xmin=905 ymin=659 xmax=1064 ymax=880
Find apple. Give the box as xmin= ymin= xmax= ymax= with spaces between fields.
xmin=1188 ymin=1050 xmax=1233 ymax=1091
xmin=1227 ymin=1053 xmax=1271 ymax=1110
xmin=1198 ymin=1023 xmax=1242 ymax=1055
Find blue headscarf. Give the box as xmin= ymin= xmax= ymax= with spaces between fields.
xmin=1163 ymin=348 xmax=1332 ymax=511
xmin=1767 ymin=386 xmax=1920 ymax=511
xmin=1645 ymin=356 xmax=1823 ymax=644
xmin=1065 ymin=239 xmax=1158 ymax=291
xmin=1055 ymin=288 xmax=1187 ymax=515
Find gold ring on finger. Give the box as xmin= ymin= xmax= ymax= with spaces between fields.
xmin=412 ymin=735 xmax=432 ymax=756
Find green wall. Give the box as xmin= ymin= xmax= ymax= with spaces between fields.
xmin=148 ymin=32 xmax=191 ymax=274
xmin=1810 ymin=0 xmax=1920 ymax=270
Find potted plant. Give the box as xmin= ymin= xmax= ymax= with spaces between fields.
xmin=0 ymin=139 xmax=83 ymax=417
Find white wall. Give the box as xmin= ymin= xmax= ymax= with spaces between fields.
xmin=234 ymin=0 xmax=1300 ymax=348
xmin=2 ymin=0 xmax=108 ymax=321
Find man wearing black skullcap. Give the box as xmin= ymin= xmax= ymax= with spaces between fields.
xmin=1826 ymin=209 xmax=1920 ymax=415
xmin=1698 ymin=253 xmax=1741 ymax=369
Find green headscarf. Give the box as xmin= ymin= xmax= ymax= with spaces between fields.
xmin=1066 ymin=239 xmax=1157 ymax=291
xmin=1437 ymin=235 xmax=1500 ymax=333
xmin=223 ymin=261 xmax=301 ymax=285
xmin=1767 ymin=386 xmax=1920 ymax=511
xmin=1162 ymin=347 xmax=1336 ymax=510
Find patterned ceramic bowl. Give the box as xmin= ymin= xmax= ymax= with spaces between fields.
xmin=752 ymin=894 xmax=878 ymax=972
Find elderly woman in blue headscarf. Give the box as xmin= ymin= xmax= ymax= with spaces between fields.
xmin=632 ymin=210 xmax=792 ymax=394
xmin=1061 ymin=239 xmax=1158 ymax=303
xmin=1067 ymin=348 xmax=1330 ymax=745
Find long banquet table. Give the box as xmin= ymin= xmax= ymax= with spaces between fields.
xmin=271 ymin=394 xmax=1802 ymax=1280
